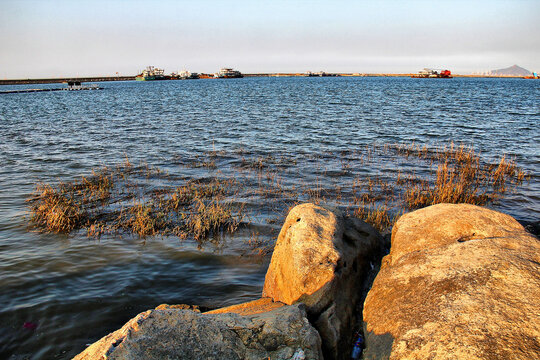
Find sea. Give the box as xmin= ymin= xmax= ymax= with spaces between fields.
xmin=0 ymin=76 xmax=539 ymax=359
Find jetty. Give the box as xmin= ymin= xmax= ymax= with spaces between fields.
xmin=0 ymin=81 xmax=101 ymax=94
xmin=0 ymin=76 xmax=133 ymax=86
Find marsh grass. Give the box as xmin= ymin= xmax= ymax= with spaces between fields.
xmin=122 ymin=202 xmax=167 ymax=237
xmin=28 ymin=142 xmax=527 ymax=245
xmin=186 ymin=199 xmax=242 ymax=241
xmin=399 ymin=148 xmax=525 ymax=210
xmin=353 ymin=203 xmax=396 ymax=231
xmin=28 ymin=160 xmax=244 ymax=243
xmin=29 ymin=184 xmax=85 ymax=233
xmin=185 ymin=155 xmax=217 ymax=169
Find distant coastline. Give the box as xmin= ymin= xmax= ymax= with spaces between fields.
xmin=0 ymin=73 xmax=528 ymax=85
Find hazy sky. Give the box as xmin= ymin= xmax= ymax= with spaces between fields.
xmin=1 ymin=0 xmax=539 ymax=78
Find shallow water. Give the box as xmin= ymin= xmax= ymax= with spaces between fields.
xmin=0 ymin=77 xmax=539 ymax=358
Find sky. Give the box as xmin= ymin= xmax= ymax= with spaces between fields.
xmin=1 ymin=0 xmax=539 ymax=78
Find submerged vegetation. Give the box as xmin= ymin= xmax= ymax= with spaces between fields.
xmin=28 ymin=142 xmax=526 ymax=253
xmin=392 ymin=143 xmax=526 ymax=209
xmin=29 ymin=160 xmax=243 ymax=246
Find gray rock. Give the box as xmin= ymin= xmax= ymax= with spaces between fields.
xmin=73 ymin=304 xmax=322 ymax=360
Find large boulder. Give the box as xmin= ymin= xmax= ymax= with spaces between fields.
xmin=263 ymin=203 xmax=383 ymax=359
xmin=363 ymin=204 xmax=540 ymax=360
xmin=74 ymin=303 xmax=322 ymax=360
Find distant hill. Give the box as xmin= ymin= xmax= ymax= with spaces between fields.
xmin=489 ymin=65 xmax=531 ymax=76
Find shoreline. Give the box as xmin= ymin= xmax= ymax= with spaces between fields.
xmin=72 ymin=203 xmax=540 ymax=359
xmin=0 ymin=73 xmax=528 ymax=86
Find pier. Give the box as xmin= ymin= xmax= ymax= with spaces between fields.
xmin=0 ymin=81 xmax=101 ymax=94
xmin=0 ymin=87 xmax=101 ymax=94
xmin=0 ymin=76 xmax=133 ymax=86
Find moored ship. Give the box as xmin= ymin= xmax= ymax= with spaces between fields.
xmin=198 ymin=73 xmax=215 ymax=79
xmin=305 ymin=71 xmax=339 ymax=77
xmin=173 ymin=70 xmax=199 ymax=80
xmin=214 ymin=68 xmax=243 ymax=78
xmin=136 ymin=66 xmax=167 ymax=81
xmin=412 ymin=68 xmax=453 ymax=78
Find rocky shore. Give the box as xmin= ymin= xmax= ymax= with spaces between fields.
xmin=74 ymin=203 xmax=539 ymax=359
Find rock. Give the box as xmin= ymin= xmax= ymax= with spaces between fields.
xmin=363 ymin=204 xmax=540 ymax=360
xmin=155 ymin=303 xmax=200 ymax=312
xmin=262 ymin=203 xmax=383 ymax=359
xmin=205 ymin=297 xmax=285 ymax=316
xmin=74 ymin=304 xmax=322 ymax=360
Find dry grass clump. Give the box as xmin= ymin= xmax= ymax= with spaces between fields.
xmin=353 ymin=204 xmax=395 ymax=232
xmin=164 ymin=180 xmax=228 ymax=211
xmin=28 ymin=169 xmax=116 ymax=234
xmin=29 ymin=184 xmax=85 ymax=233
xmin=402 ymin=150 xmax=525 ymax=210
xmin=348 ymin=142 xmax=527 ymax=230
xmin=186 ymin=199 xmax=242 ymax=241
xmin=118 ymin=178 xmax=243 ymax=240
xmin=121 ymin=203 xmax=168 ymax=237
xmin=405 ymin=161 xmax=486 ymax=208
xmin=28 ymin=162 xmax=244 ymax=242
xmin=488 ymin=155 xmax=526 ymax=190
xmin=74 ymin=171 xmax=113 ymax=203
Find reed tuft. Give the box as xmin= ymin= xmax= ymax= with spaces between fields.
xmin=29 ymin=184 xmax=85 ymax=233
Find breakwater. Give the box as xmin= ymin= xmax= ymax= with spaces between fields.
xmin=0 ymin=87 xmax=101 ymax=94
xmin=0 ymin=76 xmax=134 ymax=86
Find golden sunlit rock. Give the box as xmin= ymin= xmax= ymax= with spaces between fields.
xmin=363 ymin=203 xmax=540 ymax=360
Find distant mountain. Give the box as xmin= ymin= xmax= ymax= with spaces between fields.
xmin=489 ymin=65 xmax=531 ymax=76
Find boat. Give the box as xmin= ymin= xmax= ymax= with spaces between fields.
xmin=136 ymin=66 xmax=166 ymax=81
xmin=198 ymin=73 xmax=215 ymax=79
xmin=523 ymin=72 xmax=539 ymax=79
xmin=305 ymin=71 xmax=339 ymax=77
xmin=214 ymin=68 xmax=243 ymax=78
xmin=412 ymin=68 xmax=453 ymax=78
xmin=177 ymin=70 xmax=199 ymax=80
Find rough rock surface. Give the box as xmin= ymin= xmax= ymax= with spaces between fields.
xmin=363 ymin=203 xmax=540 ymax=360
xmin=74 ymin=304 xmax=322 ymax=360
xmin=206 ymin=297 xmax=285 ymax=316
xmin=155 ymin=303 xmax=201 ymax=312
xmin=263 ymin=203 xmax=383 ymax=359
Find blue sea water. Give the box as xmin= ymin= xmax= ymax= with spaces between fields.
xmin=0 ymin=77 xmax=539 ymax=358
